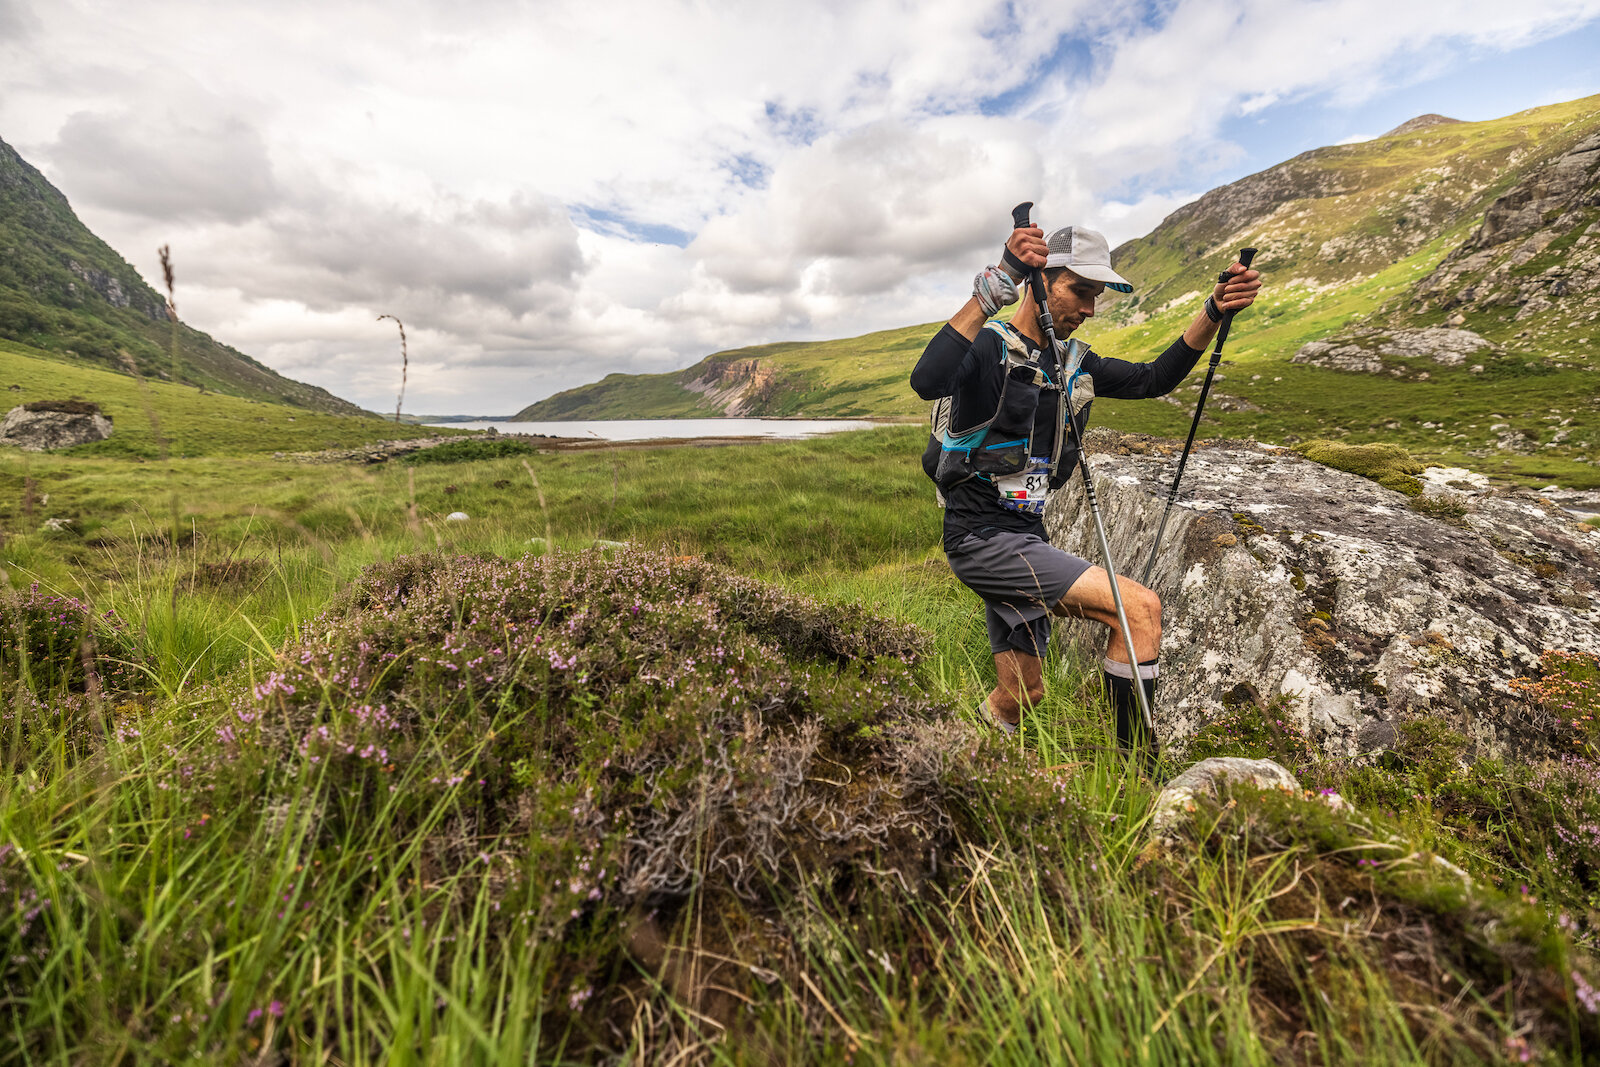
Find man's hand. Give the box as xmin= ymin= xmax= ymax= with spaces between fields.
xmin=1213 ymin=262 xmax=1262 ymax=313
xmin=1001 ymin=225 xmax=1047 ymax=282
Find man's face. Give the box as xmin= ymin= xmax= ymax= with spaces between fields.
xmin=1046 ymin=270 xmax=1105 ymax=336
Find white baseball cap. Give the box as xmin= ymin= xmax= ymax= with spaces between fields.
xmin=1045 ymin=226 xmax=1133 ymax=293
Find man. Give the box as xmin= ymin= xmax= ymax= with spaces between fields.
xmin=910 ymin=220 xmax=1261 ymax=754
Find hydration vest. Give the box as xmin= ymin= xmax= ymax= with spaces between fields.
xmin=923 ymin=320 xmax=1096 ymax=510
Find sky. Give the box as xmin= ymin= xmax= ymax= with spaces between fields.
xmin=2 ymin=0 xmax=1599 ymax=415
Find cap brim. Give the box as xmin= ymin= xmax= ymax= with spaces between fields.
xmin=1044 ymin=257 xmax=1133 ymax=293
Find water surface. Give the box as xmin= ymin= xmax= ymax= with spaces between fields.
xmin=427 ymin=418 xmax=884 ymax=441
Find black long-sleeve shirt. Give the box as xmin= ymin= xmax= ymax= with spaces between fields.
xmin=912 ymin=323 xmax=1203 ymax=552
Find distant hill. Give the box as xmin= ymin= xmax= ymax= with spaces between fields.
xmin=0 ymin=335 xmax=426 ymax=457
xmin=515 ymin=95 xmax=1600 ymax=488
xmin=513 ymin=326 xmax=936 ymax=421
xmin=0 ymin=136 xmax=365 ymax=415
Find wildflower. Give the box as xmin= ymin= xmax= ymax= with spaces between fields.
xmin=1575 ymin=970 xmax=1600 ymax=1014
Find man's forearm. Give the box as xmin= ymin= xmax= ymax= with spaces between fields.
xmin=947 ymin=296 xmax=991 ymax=343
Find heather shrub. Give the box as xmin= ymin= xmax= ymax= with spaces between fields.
xmin=201 ymin=547 xmax=1057 ymax=923
xmin=1511 ymin=649 xmax=1600 ymax=755
xmin=21 ymin=398 xmax=102 ymax=416
xmin=0 ymin=582 xmax=142 ymax=694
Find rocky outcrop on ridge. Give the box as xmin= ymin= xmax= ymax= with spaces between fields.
xmin=1291 ymin=326 xmax=1496 ymax=377
xmin=0 ymin=402 xmax=113 ymax=451
xmin=1044 ymin=431 xmax=1600 ymax=759
xmin=1379 ymin=114 xmax=1462 ymax=139
xmin=1413 ymin=129 xmax=1600 ymax=321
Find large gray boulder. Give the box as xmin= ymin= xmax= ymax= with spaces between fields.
xmin=0 ymin=403 xmax=113 ymax=451
xmin=1045 ymin=431 xmax=1600 ymax=759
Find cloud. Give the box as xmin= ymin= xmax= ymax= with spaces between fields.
xmin=0 ymin=0 xmax=38 ymax=39
xmin=2 ymin=0 xmax=1598 ymax=413
xmin=47 ymin=107 xmax=281 ymax=223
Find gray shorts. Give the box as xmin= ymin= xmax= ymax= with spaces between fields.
xmin=946 ymin=530 xmax=1092 ymax=657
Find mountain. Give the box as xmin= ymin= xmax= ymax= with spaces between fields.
xmin=0 ymin=136 xmax=365 ymax=415
xmin=515 ymin=94 xmax=1600 ymax=487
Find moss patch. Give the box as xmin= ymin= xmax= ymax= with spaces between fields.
xmin=1294 ymin=438 xmax=1425 ymax=496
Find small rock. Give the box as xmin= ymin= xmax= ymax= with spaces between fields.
xmin=1150 ymin=757 xmax=1349 ymax=843
xmin=41 ymin=517 xmax=73 ymax=532
xmin=445 ymin=512 xmax=469 ymax=522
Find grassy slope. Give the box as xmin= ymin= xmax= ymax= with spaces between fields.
xmin=0 ymin=136 xmax=365 ymax=415
xmin=0 ymin=337 xmax=424 ymax=458
xmin=512 ymin=97 xmax=1600 ymax=487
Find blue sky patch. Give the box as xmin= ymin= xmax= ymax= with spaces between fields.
xmin=570 ymin=205 xmax=693 ymax=247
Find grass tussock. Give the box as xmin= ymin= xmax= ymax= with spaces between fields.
xmin=18 ymin=398 xmax=102 ymax=416
xmin=404 ymin=437 xmax=539 ymax=465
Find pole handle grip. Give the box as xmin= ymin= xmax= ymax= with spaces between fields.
xmin=1219 ymin=247 xmax=1260 ymax=284
xmin=1012 ymin=202 xmax=1034 ymax=229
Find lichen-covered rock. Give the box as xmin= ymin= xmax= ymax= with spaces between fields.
xmin=1045 ymin=431 xmax=1600 ymax=759
xmin=0 ymin=404 xmax=113 ymax=451
xmin=1291 ymin=326 xmax=1494 ymax=377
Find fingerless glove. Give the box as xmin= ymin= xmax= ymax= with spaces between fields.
xmin=973 ymin=265 xmax=1019 ymax=316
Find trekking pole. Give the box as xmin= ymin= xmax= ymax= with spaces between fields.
xmin=1138 ymin=247 xmax=1258 ymax=586
xmin=1011 ymin=202 xmax=1152 ymax=739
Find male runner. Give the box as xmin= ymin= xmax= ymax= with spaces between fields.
xmin=910 ymin=221 xmax=1261 ymax=750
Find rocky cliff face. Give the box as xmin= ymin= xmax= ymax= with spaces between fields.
xmin=1044 ymin=430 xmax=1600 ymax=759
xmin=682 ymin=357 xmax=782 ymax=416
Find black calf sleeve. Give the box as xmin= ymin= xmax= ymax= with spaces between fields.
xmin=1102 ymin=657 xmax=1158 ymax=757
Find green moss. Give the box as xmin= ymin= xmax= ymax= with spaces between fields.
xmin=1294 ymin=439 xmax=1425 ymax=496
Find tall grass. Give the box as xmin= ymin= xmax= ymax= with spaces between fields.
xmin=2 ymin=429 xmax=1595 ymax=1064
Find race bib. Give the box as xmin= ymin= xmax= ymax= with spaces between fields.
xmin=995 ymin=457 xmax=1051 ymax=515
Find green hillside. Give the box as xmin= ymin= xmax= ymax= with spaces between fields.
xmin=515 ymin=325 xmax=943 ymax=421
xmin=0 ymin=336 xmax=411 ymax=457
xmin=515 ymin=95 xmax=1600 ymax=487
xmin=0 ymin=136 xmax=365 ymax=415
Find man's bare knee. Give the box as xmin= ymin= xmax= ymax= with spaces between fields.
xmin=1137 ymin=587 xmax=1163 ymax=637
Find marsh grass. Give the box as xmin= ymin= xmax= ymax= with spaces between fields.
xmin=3 ymin=428 xmax=1597 ymax=1064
